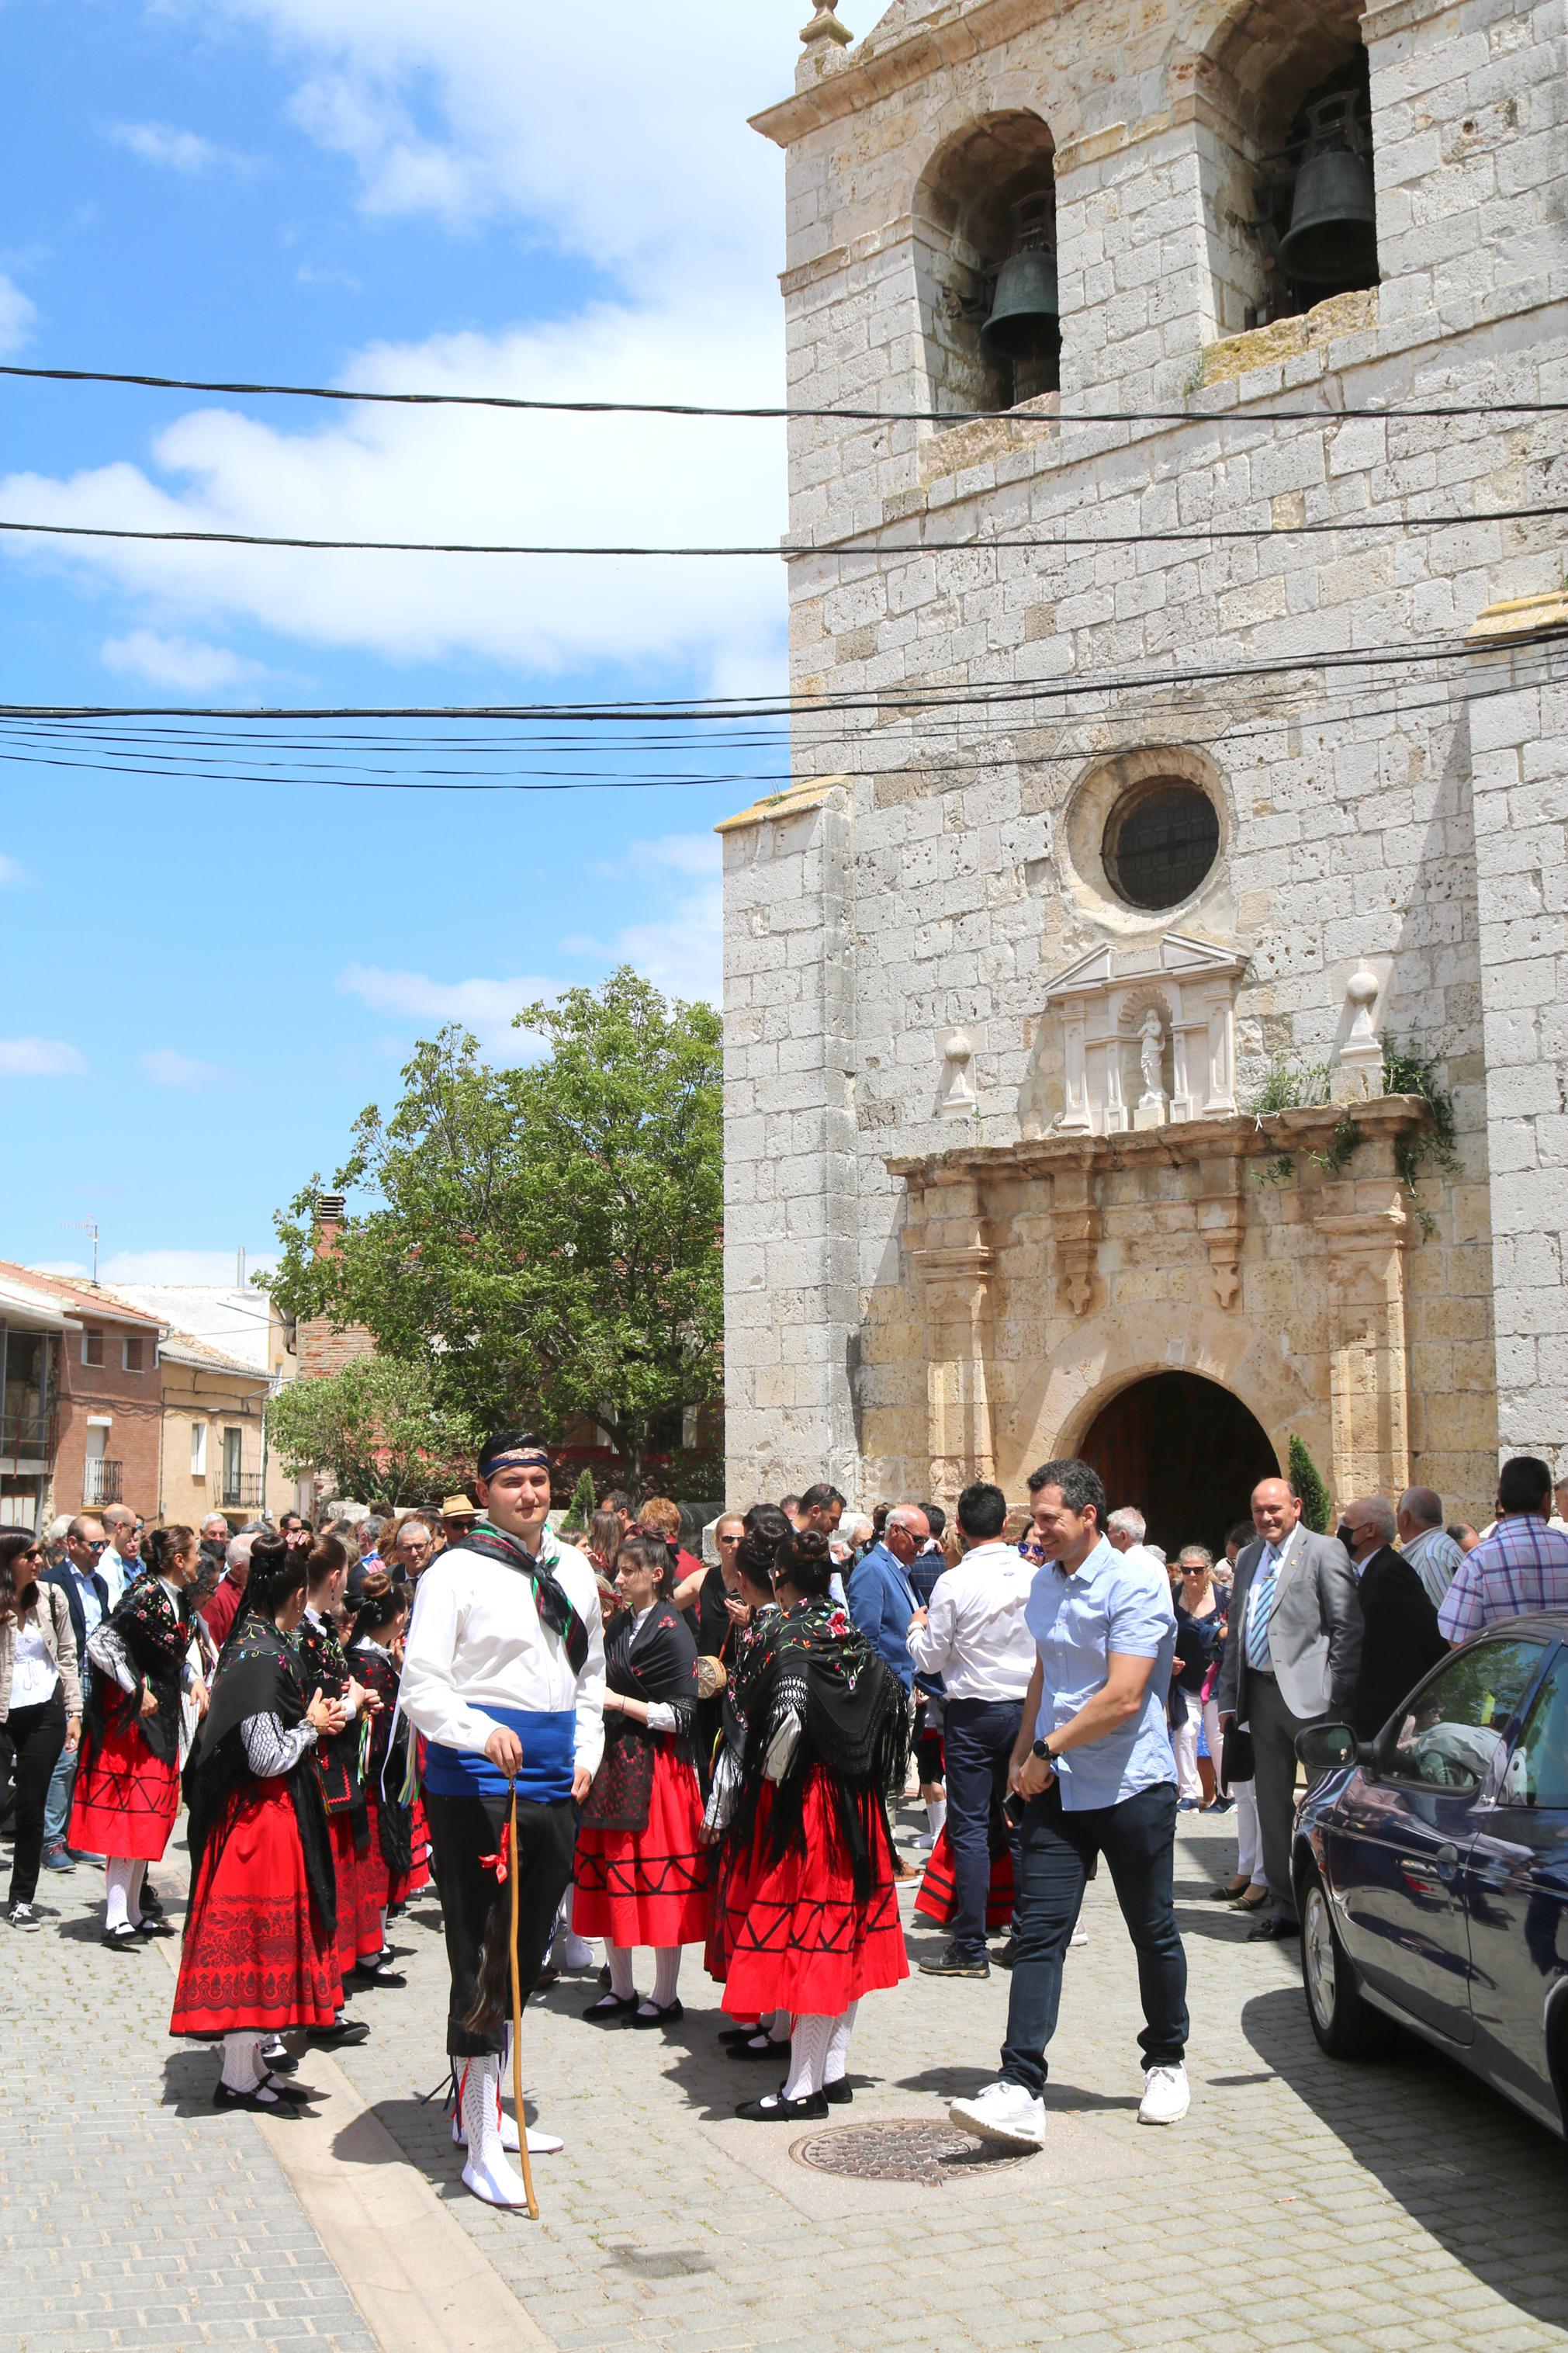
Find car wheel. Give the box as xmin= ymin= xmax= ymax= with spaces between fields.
xmin=1300 ymin=1868 xmax=1395 ymax=2060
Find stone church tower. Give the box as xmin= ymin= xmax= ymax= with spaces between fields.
xmin=719 ymin=0 xmax=1567 ymax=1547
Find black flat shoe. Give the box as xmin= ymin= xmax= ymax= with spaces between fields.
xmin=628 ymin=1998 xmax=683 ymax=2029
xmin=213 ymin=2081 xmax=303 ymax=2113
xmin=728 ymin=2033 xmax=790 ymax=2060
xmin=260 ymin=2040 xmax=299 ymax=2074
xmin=582 ymin=1993 xmax=640 ymax=2023
xmin=306 ymin=2017 xmax=370 ymax=2046
xmin=102 ymin=1923 xmax=140 ymax=1950
xmin=736 ymin=2089 xmax=829 ymax=2123
xmin=352 ymin=1966 xmax=407 ymax=1990
xmin=134 ymin=1915 xmax=177 ymax=1938
xmin=1208 ymin=1883 xmax=1251 ymax=1901
xmin=823 ymin=2079 xmax=852 ymax=2106
xmin=718 ymin=2025 xmax=765 ymax=2046
xmin=1247 ymin=1916 xmax=1300 ymax=1942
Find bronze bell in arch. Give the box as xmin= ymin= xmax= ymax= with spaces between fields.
xmin=980 ymin=189 xmax=1059 ymax=365
xmin=1279 ymin=92 xmax=1379 ymax=286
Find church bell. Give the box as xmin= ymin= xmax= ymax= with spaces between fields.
xmin=980 ymin=191 xmax=1059 ymax=365
xmin=1278 ymin=94 xmax=1379 ymax=286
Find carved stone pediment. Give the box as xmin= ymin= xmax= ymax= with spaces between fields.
xmin=1043 ymin=933 xmax=1248 ymax=1138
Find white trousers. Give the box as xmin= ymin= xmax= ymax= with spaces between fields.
xmin=1170 ymin=1717 xmax=1201 ymax=1802
xmin=1234 ymin=1776 xmax=1266 ymax=1887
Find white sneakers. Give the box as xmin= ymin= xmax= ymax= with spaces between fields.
xmin=1137 ymin=2062 xmax=1190 ymax=2125
xmin=950 ymin=2062 xmax=1190 ymax=2148
xmin=948 ymin=2080 xmax=1047 ymax=2151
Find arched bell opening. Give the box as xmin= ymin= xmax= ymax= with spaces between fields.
xmin=912 ymin=112 xmax=1058 ymax=418
xmin=1077 ymin=1371 xmax=1279 ymax=1558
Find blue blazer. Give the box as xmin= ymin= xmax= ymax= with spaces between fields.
xmin=847 ymin=1544 xmax=919 ymax=1690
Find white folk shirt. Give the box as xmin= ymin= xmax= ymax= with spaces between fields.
xmin=400 ymin=1527 xmax=606 ymax=1797
xmin=905 ymin=1538 xmax=1038 ymax=1701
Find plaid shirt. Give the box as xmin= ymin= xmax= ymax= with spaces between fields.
xmin=1437 ymin=1516 xmax=1568 ymax=1644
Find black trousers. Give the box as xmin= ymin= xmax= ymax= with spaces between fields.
xmin=4 ymin=1688 xmax=67 ymax=1905
xmin=424 ymin=1789 xmax=577 ymax=2057
xmin=943 ymin=1695 xmax=1024 ymax=1958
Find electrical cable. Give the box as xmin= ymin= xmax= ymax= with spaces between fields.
xmin=1 ymin=500 xmax=1559 ymax=560
xmin=2 ymin=360 xmax=1565 ymax=427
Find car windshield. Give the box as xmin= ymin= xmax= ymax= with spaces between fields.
xmin=1508 ymin=1648 xmax=1568 ymax=1809
xmin=1383 ymin=1637 xmax=1547 ymax=1793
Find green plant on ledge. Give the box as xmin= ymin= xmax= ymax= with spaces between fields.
xmin=1246 ymin=1054 xmax=1333 ymax=1185
xmin=1383 ymin=1036 xmax=1460 ymax=1238
xmin=1288 ymin=1433 xmax=1331 ymax=1533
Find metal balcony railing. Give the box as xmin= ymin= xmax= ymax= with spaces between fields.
xmin=83 ymin=1457 xmax=123 ymax=1506
xmin=221 ymin=1470 xmax=264 ymax=1509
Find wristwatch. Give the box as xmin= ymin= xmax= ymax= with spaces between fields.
xmin=1031 ymin=1737 xmax=1057 ymax=1764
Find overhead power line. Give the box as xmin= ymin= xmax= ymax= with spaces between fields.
xmin=2 ymin=360 xmax=1565 ymax=427
xmin=2 ymin=501 xmax=1558 ymax=561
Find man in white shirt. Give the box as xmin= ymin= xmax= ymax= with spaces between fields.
xmin=1395 ymin=1487 xmax=1465 ymax=1608
xmin=908 ymin=1481 xmax=1037 ymax=1979
xmin=401 ymin=1429 xmax=604 ymax=2209
xmin=99 ymin=1505 xmax=138 ymax=1606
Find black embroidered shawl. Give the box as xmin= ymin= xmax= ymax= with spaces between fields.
xmin=83 ymin=1575 xmax=189 ymax=1766
xmin=296 ymin=1608 xmax=363 ymax=1823
xmin=580 ymin=1603 xmax=700 ymax=1832
xmin=347 ymin=1638 xmax=414 ymax=1877
xmin=187 ymin=1617 xmax=337 ymax=1939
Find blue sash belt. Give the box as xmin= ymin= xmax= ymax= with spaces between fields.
xmin=423 ymin=1707 xmax=576 ymax=1806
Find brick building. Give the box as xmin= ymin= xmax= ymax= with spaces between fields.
xmin=0 ymin=1261 xmax=164 ymax=1523
xmin=721 ymin=0 xmax=1566 ymax=1546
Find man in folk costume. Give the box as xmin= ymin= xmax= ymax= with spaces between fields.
xmin=400 ymin=1430 xmax=604 ymax=2208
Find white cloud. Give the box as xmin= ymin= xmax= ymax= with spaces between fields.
xmin=140 ymin=1048 xmax=234 ymax=1090
xmin=102 ymin=630 xmax=268 ymax=691
xmin=29 ymin=1258 xmax=91 ymax=1278
xmin=562 ymin=833 xmax=722 ymax=1003
xmin=0 ymin=853 xmax=28 ymax=887
xmin=0 ymin=1038 xmax=88 ymax=1076
xmin=98 ymin=1247 xmax=279 ymax=1284
xmin=109 ymin=121 xmax=255 ymax=175
xmin=337 ymin=962 xmax=557 ymax=1059
xmin=0 ymin=273 xmax=37 ymax=358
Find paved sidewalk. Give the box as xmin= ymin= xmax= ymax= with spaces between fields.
xmin=6 ymin=1805 xmax=1568 ymax=2353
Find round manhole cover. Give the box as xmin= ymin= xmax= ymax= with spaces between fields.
xmin=792 ymin=2116 xmax=1033 ymax=2186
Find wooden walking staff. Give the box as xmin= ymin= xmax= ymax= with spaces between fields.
xmin=507 ymin=1776 xmax=539 ymax=2220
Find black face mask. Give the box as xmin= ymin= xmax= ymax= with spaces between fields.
xmin=1335 ymin=1522 xmax=1357 ymax=1551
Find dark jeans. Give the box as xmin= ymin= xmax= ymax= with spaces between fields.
xmin=999 ymin=1779 xmax=1188 ymax=2097
xmin=4 ymin=1688 xmax=68 ymax=1905
xmin=943 ymin=1695 xmax=1024 ymax=1959
xmin=424 ymin=1788 xmax=576 ymax=2057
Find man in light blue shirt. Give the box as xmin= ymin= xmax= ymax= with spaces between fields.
xmin=951 ymin=1457 xmax=1190 ymax=2153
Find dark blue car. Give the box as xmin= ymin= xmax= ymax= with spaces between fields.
xmin=1292 ymin=1613 xmax=1568 ymax=2138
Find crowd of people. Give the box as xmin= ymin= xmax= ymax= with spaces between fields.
xmin=1 ymin=1440 xmax=1564 ymax=2190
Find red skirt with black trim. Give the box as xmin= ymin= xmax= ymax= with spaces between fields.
xmin=723 ymin=1767 xmax=909 ymax=2018
xmin=407 ymin=1793 xmax=433 ymax=1897
xmin=329 ymin=1812 xmax=384 ymax=1970
xmin=358 ymin=1797 xmax=413 ymax=1914
xmin=573 ymin=1744 xmax=711 ymax=1947
xmin=704 ymin=1781 xmax=772 ymax=1984
xmin=69 ymin=1721 xmax=179 ymax=1861
xmin=915 ymin=1825 xmax=1016 ymax=1932
xmin=170 ymin=1782 xmax=342 ymax=2036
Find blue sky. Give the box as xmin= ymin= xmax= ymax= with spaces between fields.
xmin=1 ymin=0 xmax=873 ymax=1284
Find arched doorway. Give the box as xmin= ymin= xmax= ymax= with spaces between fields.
xmin=1078 ymin=1372 xmax=1278 ymax=1558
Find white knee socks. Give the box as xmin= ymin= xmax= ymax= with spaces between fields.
xmin=649 ymin=1947 xmax=681 ymax=2010
xmin=784 ymin=2012 xmax=835 ymax=2102
xmin=104 ymin=1856 xmax=145 ymax=1932
xmin=221 ymin=2032 xmax=267 ymax=2095
xmin=459 ymin=2055 xmax=528 ymax=2206
xmin=823 ymin=2001 xmax=858 ymax=2087
xmin=607 ymin=1942 xmax=636 ymax=2001
xmin=926 ymin=1797 xmax=947 ymax=1839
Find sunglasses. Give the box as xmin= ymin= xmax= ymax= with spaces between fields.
xmin=717 ymin=1533 xmax=741 ymax=1546
xmin=80 ymin=1539 xmax=108 ymax=1554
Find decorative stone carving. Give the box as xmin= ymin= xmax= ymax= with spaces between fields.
xmin=1045 ymin=934 xmax=1248 ymax=1138
xmin=1047 ymin=1156 xmax=1102 ymax=1317
xmin=798 ymin=1 xmax=852 ymax=47
xmin=909 ymin=1175 xmax=995 ymax=1488
xmin=1314 ymin=1191 xmax=1411 ymax=1500
xmin=1193 ymin=1152 xmax=1246 ymax=1310
xmin=1331 ymin=959 xmax=1388 ymax=1104
xmin=939 ymin=1027 xmax=978 ymax=1115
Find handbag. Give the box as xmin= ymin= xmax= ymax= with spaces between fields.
xmin=1220 ymin=1723 xmax=1255 ymax=1785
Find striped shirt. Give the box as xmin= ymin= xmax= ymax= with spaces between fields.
xmin=1437 ymin=1515 xmax=1568 ymax=1644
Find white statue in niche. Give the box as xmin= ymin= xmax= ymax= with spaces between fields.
xmin=1133 ymin=1008 xmax=1168 ymax=1130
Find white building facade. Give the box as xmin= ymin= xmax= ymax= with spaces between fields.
xmin=720 ymin=0 xmax=1568 ymax=1547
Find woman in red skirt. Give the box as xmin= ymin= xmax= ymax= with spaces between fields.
xmin=74 ymin=1523 xmax=205 ymax=1949
xmin=345 ymin=1578 xmax=423 ymax=1940
xmin=171 ymin=1534 xmax=348 ymax=2110
xmin=721 ymin=1528 xmax=911 ymax=2122
xmin=702 ymin=1524 xmax=787 ymax=2055
xmin=574 ymin=1535 xmax=709 ymax=2027
xmin=296 ymin=1537 xmax=391 ymax=1989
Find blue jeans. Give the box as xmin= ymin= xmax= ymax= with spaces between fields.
xmin=43 ymin=1740 xmax=78 ymax=1849
xmin=943 ymin=1695 xmax=1024 ymax=1959
xmin=999 ymin=1779 xmax=1188 ymax=2096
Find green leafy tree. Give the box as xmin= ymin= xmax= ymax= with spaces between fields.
xmin=265 ymin=968 xmax=723 ymax=1489
xmin=1287 ymin=1433 xmax=1331 ymax=1534
xmin=266 ymin=1357 xmax=477 ymax=1507
xmin=569 ymin=1467 xmax=597 ymax=1527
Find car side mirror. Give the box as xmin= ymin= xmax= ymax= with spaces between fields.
xmin=1296 ymin=1721 xmax=1360 ymax=1783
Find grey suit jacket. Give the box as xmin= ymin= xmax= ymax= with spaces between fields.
xmin=1216 ymin=1524 xmax=1362 ymax=1724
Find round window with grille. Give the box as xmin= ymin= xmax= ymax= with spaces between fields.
xmin=1102 ymin=779 xmax=1220 ymax=910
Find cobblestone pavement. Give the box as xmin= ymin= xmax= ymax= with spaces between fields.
xmin=8 ymin=1803 xmax=1568 ymax=2353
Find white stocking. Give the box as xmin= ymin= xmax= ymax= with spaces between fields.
xmin=649 ymin=1947 xmax=681 ymax=2010
xmin=823 ymin=2001 xmax=858 ymax=2087
xmin=104 ymin=1856 xmax=137 ymax=1932
xmin=784 ymin=2012 xmax=834 ymax=2102
xmin=767 ymin=2008 xmax=791 ymax=2043
xmin=221 ymin=2032 xmax=268 ymax=2095
xmin=379 ymin=1908 xmax=388 ymax=1946
xmin=607 ymin=1942 xmax=636 ymax=2001
xmin=926 ymin=1797 xmax=947 ymax=1839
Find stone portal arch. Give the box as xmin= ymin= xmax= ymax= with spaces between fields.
xmin=1079 ymin=1371 xmax=1278 ymax=1557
